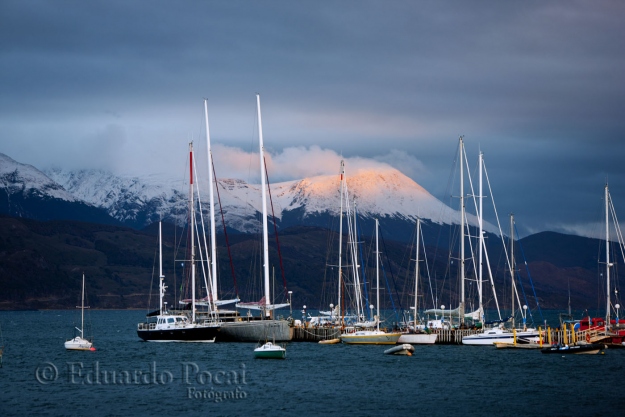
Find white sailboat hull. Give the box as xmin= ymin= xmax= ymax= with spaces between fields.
xmin=340 ymin=330 xmax=402 ymax=345
xmin=397 ymin=333 xmax=438 ymax=345
xmin=462 ymin=329 xmax=540 ymax=345
xmin=64 ymin=337 xmax=94 ymax=351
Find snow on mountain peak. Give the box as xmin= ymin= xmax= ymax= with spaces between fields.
xmin=0 ymin=150 xmax=490 ymax=234
xmin=265 ymin=166 xmax=459 ymax=226
xmin=0 ymin=153 xmax=77 ymax=202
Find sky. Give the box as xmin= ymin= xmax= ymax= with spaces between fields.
xmin=1 ymin=0 xmax=624 ymax=238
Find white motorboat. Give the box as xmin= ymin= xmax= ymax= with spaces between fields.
xmin=254 ymin=341 xmax=286 ymax=359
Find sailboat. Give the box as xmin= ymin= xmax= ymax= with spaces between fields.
xmin=219 ymin=94 xmax=292 ymax=343
xmin=340 ymin=219 xmax=402 ymax=345
xmin=136 ymin=144 xmax=221 ymax=342
xmin=254 ymin=321 xmax=287 ymax=359
xmin=254 ymin=341 xmax=286 ymax=359
xmin=461 ymin=148 xmax=540 ymax=345
xmin=577 ymin=183 xmax=625 ymax=346
xmin=463 ymin=215 xmax=541 ymax=346
xmin=65 ymin=273 xmax=96 ymax=351
xmin=324 ymin=160 xmax=358 ymax=328
xmin=425 ymin=137 xmax=481 ymax=327
xmin=202 ymin=98 xmax=239 ymax=317
xmin=397 ymin=218 xmax=438 ymax=345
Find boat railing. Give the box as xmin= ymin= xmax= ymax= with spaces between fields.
xmin=197 ymin=319 xmax=221 ymax=326
xmin=576 ymin=328 xmax=609 ymax=344
xmin=138 ymin=322 xmax=156 ymax=331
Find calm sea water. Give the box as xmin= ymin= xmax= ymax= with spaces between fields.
xmin=1 ymin=310 xmax=624 ymax=416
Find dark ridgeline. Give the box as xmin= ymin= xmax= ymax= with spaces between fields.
xmin=0 ymin=214 xmax=608 ymax=314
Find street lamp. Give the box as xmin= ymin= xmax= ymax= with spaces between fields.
xmin=522 ymin=305 xmax=528 ymax=330
xmin=302 ymin=305 xmax=307 ymax=325
xmin=616 ymin=304 xmax=620 ymax=325
xmin=441 ymin=305 xmax=446 ymax=324
xmin=288 ymin=291 xmax=293 ymax=318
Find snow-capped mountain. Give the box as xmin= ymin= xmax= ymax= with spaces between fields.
xmin=1 ymin=153 xmax=78 ymax=202
xmin=214 ymin=167 xmax=464 ymax=232
xmin=45 ymin=162 xmax=490 ymax=235
xmin=2 ymin=151 xmax=493 ymax=240
xmin=0 ymin=153 xmax=119 ymax=224
xmin=44 ymin=167 xmax=189 ymax=228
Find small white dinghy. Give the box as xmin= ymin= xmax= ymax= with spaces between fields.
xmin=384 ymin=344 xmax=414 ymax=356
xmin=318 ymin=338 xmax=341 ymax=345
xmin=254 ymin=341 xmax=286 ymax=359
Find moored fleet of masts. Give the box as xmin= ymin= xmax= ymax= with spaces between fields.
xmin=137 ymin=97 xmax=623 ymax=350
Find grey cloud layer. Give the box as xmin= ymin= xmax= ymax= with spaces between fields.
xmin=1 ymin=0 xmax=624 ymax=236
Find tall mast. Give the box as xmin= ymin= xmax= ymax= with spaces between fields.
xmin=478 ymin=151 xmax=483 ymax=323
xmin=510 ymin=214 xmax=515 ymax=328
xmin=204 ymin=99 xmax=218 ymax=308
xmin=414 ymin=218 xmax=421 ymax=331
xmin=189 ymin=142 xmax=196 ymax=323
xmin=257 ymin=94 xmax=271 ymax=317
xmin=376 ymin=218 xmax=380 ymax=331
xmin=606 ymin=183 xmax=611 ymax=328
xmin=459 ymin=136 xmax=465 ymax=326
xmin=81 ymin=273 xmax=85 ymax=336
xmin=338 ymin=160 xmax=345 ymax=324
xmin=352 ymin=201 xmax=362 ymax=319
xmin=159 ymin=222 xmax=164 ymax=315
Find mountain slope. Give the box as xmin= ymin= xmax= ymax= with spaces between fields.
xmin=45 ymin=163 xmax=492 ymax=242
xmin=0 ymin=215 xmax=604 ymax=312
xmin=45 ymin=167 xmax=187 ymax=228
xmin=0 ymin=153 xmax=120 ymax=225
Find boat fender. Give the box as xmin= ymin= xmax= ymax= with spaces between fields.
xmin=586 ymin=333 xmax=591 ymax=343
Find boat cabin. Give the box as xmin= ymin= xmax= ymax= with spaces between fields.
xmin=138 ymin=314 xmax=190 ymax=331
xmin=578 ymin=317 xmax=606 ymax=331
xmin=155 ymin=315 xmax=189 ymax=329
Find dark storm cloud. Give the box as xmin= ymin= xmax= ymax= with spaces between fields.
xmin=1 ymin=0 xmax=624 ymax=236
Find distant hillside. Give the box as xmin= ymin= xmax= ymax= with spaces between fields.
xmin=519 ymin=231 xmax=602 ymax=269
xmin=0 ymin=215 xmax=613 ymax=314
xmin=0 ymin=215 xmax=155 ymax=310
xmin=516 ymin=231 xmax=607 ymax=312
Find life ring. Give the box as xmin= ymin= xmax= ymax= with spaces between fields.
xmin=586 ymin=333 xmax=591 ymax=343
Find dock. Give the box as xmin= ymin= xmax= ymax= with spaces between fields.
xmin=290 ymin=325 xmax=482 ymax=344
xmin=291 ymin=326 xmax=341 ymax=342
xmin=290 ymin=324 xmax=621 ymax=346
